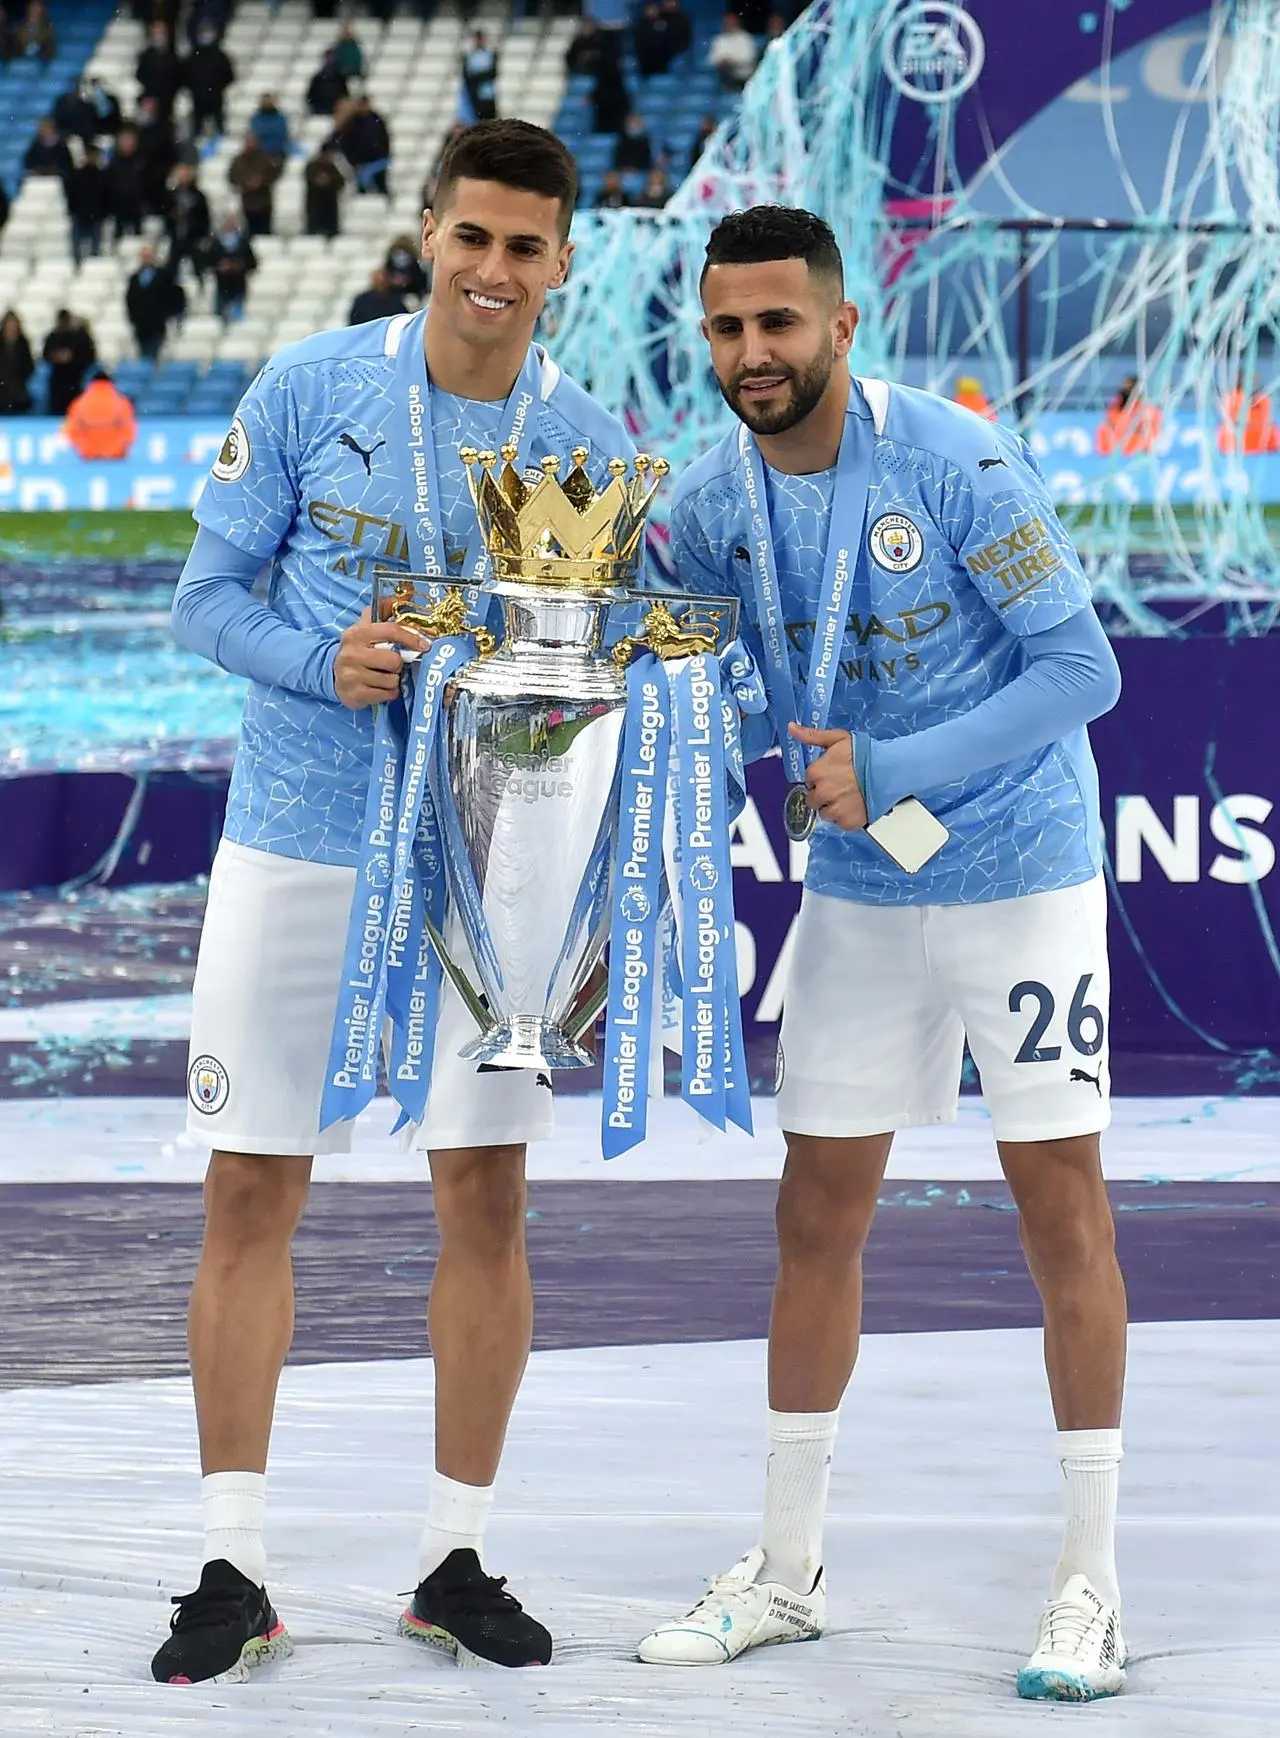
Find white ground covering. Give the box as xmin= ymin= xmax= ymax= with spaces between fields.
xmin=1 ymin=1323 xmax=1276 ymax=1735
xmin=0 ymin=1091 xmax=1277 ymax=1183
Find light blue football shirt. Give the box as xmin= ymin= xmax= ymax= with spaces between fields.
xmin=669 ymin=377 xmax=1103 ymax=905
xmin=194 ymin=312 xmax=633 ymax=867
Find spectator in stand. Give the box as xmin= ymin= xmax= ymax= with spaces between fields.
xmin=347 ymin=266 xmax=406 ymax=326
xmin=687 ymin=111 xmax=717 ymax=171
xmin=764 ymin=11 xmax=787 ymax=45
xmin=0 ymin=311 xmax=35 ymax=415
xmin=163 ymin=160 xmax=211 ymax=273
xmin=310 ymin=0 xmax=338 ymax=15
xmin=54 ymin=77 xmax=120 ymax=148
xmin=42 ymin=310 xmax=97 ymax=417
xmin=0 ymin=15 xmax=12 ymax=62
xmin=185 ymin=0 xmax=232 ymax=50
xmin=708 ymin=12 xmax=758 ymax=90
xmin=597 ymin=170 xmax=631 ymax=210
xmin=14 ymin=0 xmax=54 ymax=62
xmin=334 ymin=95 xmax=390 ymax=195
xmin=385 ymin=233 xmax=427 ymax=301
xmin=308 ymin=50 xmax=348 ymax=119
xmin=105 ymin=127 xmax=147 ymax=238
xmin=592 ymin=58 xmax=631 ymax=136
xmin=136 ymin=21 xmax=183 ymax=119
xmin=614 ymin=112 xmax=653 ymax=174
xmin=660 ymin=0 xmax=692 ymax=57
xmin=22 ymin=117 xmax=72 ymax=180
xmin=304 ymin=141 xmax=345 ymax=238
xmin=1096 ymin=375 xmax=1161 ymax=457
xmin=64 ymin=369 xmax=137 ymax=461
xmin=199 ymin=212 xmax=257 ymax=320
xmin=186 ymin=23 xmax=235 ymax=138
xmin=135 ymin=95 xmax=178 ymax=215
xmin=635 ymin=166 xmax=671 ymax=209
xmin=126 ymin=242 xmax=186 ymax=360
xmin=462 ymin=30 xmax=498 ymax=122
xmin=635 ymin=3 xmax=677 ymax=77
xmin=83 ymin=76 xmax=123 ymax=139
xmin=229 ymin=132 xmax=282 ymax=236
xmin=65 ymin=144 xmax=112 ymax=268
xmin=331 ymin=21 xmax=364 ymax=81
xmin=249 ymin=93 xmax=291 ymax=167
xmin=565 ymin=16 xmax=607 ymax=78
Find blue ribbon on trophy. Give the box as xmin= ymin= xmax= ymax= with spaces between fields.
xmin=601 ymin=653 xmax=671 ymax=1158
xmin=738 ymin=407 xmax=873 ymax=841
xmin=321 ymin=632 xmax=473 ymax=1131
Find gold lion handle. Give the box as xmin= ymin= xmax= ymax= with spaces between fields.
xmin=612 ymin=600 xmax=721 ymax=667
xmin=388 ymin=583 xmax=496 ymax=656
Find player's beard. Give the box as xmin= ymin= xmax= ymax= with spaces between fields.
xmin=720 ymin=338 xmax=834 ymax=436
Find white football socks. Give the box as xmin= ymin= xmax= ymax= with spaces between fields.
xmin=1052 ymin=1427 xmax=1123 ymax=1608
xmin=760 ymin=1408 xmax=839 ymax=1595
xmin=201 ymin=1470 xmax=267 ymax=1586
xmin=417 ymin=1472 xmax=495 ymax=1582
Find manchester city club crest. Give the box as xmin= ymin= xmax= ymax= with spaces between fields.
xmin=868 ymin=511 xmax=925 ymax=574
xmin=188 ymin=1054 xmax=230 ymax=1115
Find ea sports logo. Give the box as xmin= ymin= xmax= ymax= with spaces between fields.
xmin=881 ymin=2 xmax=985 ymax=106
xmin=620 ymin=885 xmax=651 ymax=924
xmin=868 ymin=512 xmax=925 ymax=574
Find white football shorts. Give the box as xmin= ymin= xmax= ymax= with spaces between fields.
xmin=776 ymin=875 xmax=1111 ymax=1143
xmin=184 ymin=840 xmax=555 ymax=1155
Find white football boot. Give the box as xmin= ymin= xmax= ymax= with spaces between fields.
xmin=1016 ymin=1573 xmax=1127 ymax=1701
xmin=637 ymin=1547 xmax=824 ymax=1666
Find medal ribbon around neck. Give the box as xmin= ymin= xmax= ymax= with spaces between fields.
xmin=393 ymin=308 xmax=544 ymax=580
xmin=737 ymin=395 xmax=873 ymax=836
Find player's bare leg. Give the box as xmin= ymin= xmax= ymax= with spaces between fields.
xmin=1001 ymin=1134 xmax=1129 ymax=1701
xmin=426 ymin=1142 xmax=534 ymax=1488
xmin=397 ymin=1141 xmax=551 ymax=1668
xmin=768 ymin=1132 xmax=895 ymax=1414
xmin=189 ymin=1151 xmax=314 ymax=1475
xmin=151 ymin=1151 xmax=311 ymax=1684
xmin=638 ymin=1131 xmax=892 ymax=1666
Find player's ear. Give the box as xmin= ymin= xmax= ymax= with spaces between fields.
xmin=699 ymin=315 xmax=711 ymax=343
xmin=832 ymin=300 xmax=858 ymax=360
xmin=422 ymin=210 xmax=437 ymax=264
xmin=550 ymin=238 xmax=573 ymax=291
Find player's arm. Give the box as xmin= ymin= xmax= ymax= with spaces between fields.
xmin=855 ymin=437 xmax=1119 ymax=822
xmin=855 ymin=609 xmax=1120 ymax=820
xmin=172 ymin=530 xmax=425 ymax=708
xmin=173 ymin=364 xmax=422 ymax=707
xmin=668 ymin=479 xmax=777 ymax=762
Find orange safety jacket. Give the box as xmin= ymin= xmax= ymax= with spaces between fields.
xmin=64 ymin=380 xmax=138 ymax=460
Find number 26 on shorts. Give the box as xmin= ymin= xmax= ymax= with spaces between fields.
xmin=1008 ymin=973 xmax=1105 ymax=1065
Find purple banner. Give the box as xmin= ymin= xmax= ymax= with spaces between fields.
xmin=731 ymin=637 xmax=1280 ymax=1089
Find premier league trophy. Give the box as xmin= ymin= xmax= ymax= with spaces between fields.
xmin=325 ymin=442 xmax=760 ymax=1157
xmin=407 ymin=444 xmax=732 ymax=1065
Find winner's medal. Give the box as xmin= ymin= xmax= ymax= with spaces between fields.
xmin=784 ymin=781 xmax=814 ymax=842
xmin=737 ymin=389 xmax=874 ymax=844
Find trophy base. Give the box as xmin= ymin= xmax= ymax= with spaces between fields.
xmin=458 ymin=1015 xmax=593 ymax=1071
